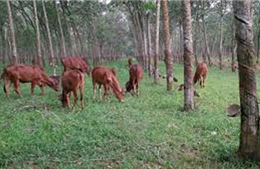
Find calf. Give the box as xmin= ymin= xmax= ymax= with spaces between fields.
xmin=1 ymin=64 xmax=59 ymax=97
xmin=125 ymin=64 xmax=144 ymax=96
xmin=92 ymin=66 xmax=124 ymax=102
xmin=97 ymin=68 xmax=116 ymax=94
xmin=194 ymin=62 xmax=208 ymax=88
xmin=60 ymin=56 xmax=91 ymax=75
xmin=60 ymin=70 xmax=84 ymax=109
xmin=37 ymin=75 xmax=60 ymax=95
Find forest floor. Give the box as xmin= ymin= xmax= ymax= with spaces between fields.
xmin=0 ymin=59 xmax=259 ymax=168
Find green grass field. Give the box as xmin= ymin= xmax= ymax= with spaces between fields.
xmin=0 ymin=60 xmax=259 ymax=168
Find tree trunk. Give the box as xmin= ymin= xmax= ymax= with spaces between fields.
xmin=234 ymin=0 xmax=260 ymax=161
xmin=162 ymin=0 xmax=173 ymax=91
xmin=231 ymin=15 xmax=236 ymax=72
xmin=257 ymin=19 xmax=260 ymax=63
xmin=218 ymin=0 xmax=223 ymax=70
xmin=183 ymin=0 xmax=194 ymax=111
xmin=147 ymin=12 xmax=152 ymax=77
xmin=201 ymin=0 xmax=211 ymax=66
xmin=133 ymin=12 xmax=145 ymax=66
xmin=0 ymin=28 xmax=6 ymax=64
xmin=179 ymin=22 xmax=183 ymax=63
xmin=7 ymin=0 xmax=18 ymax=64
xmin=55 ymin=1 xmax=67 ymax=57
xmin=42 ymin=0 xmax=56 ymax=73
xmin=143 ymin=13 xmax=148 ymax=71
xmin=154 ymin=0 xmax=161 ymax=84
xmin=32 ymin=0 xmax=42 ymax=66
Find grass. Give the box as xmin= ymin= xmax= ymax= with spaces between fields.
xmin=0 ymin=59 xmax=259 ymax=168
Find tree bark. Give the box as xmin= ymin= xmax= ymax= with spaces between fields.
xmin=7 ymin=0 xmax=18 ymax=64
xmin=234 ymin=0 xmax=260 ymax=161
xmin=55 ymin=1 xmax=67 ymax=57
xmin=147 ymin=12 xmax=152 ymax=77
xmin=218 ymin=0 xmax=223 ymax=70
xmin=182 ymin=0 xmax=194 ymax=111
xmin=154 ymin=0 xmax=161 ymax=84
xmin=231 ymin=14 xmax=236 ymax=72
xmin=0 ymin=29 xmax=6 ymax=64
xmin=201 ymin=0 xmax=211 ymax=66
xmin=257 ymin=18 xmax=260 ymax=63
xmin=42 ymin=0 xmax=56 ymax=73
xmin=162 ymin=0 xmax=173 ymax=91
xmin=143 ymin=13 xmax=148 ymax=71
xmin=32 ymin=0 xmax=42 ymax=66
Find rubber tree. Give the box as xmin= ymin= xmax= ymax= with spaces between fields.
xmin=6 ymin=0 xmax=18 ymax=64
xmin=182 ymin=0 xmax=194 ymax=111
xmin=234 ymin=0 xmax=260 ymax=161
xmin=162 ymin=0 xmax=173 ymax=91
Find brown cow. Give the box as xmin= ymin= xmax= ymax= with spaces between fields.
xmin=194 ymin=62 xmax=208 ymax=88
xmin=37 ymin=75 xmax=60 ymax=95
xmin=125 ymin=64 xmax=144 ymax=96
xmin=1 ymin=64 xmax=59 ymax=97
xmin=60 ymin=70 xmax=84 ymax=109
xmin=60 ymin=57 xmax=91 ymax=75
xmin=92 ymin=66 xmax=124 ymax=102
xmin=97 ymin=68 xmax=116 ymax=94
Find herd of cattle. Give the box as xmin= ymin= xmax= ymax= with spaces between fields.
xmin=0 ymin=57 xmax=208 ymax=109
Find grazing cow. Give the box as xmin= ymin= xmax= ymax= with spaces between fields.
xmin=125 ymin=64 xmax=144 ymax=96
xmin=194 ymin=62 xmax=208 ymax=88
xmin=92 ymin=66 xmax=124 ymax=102
xmin=97 ymin=68 xmax=116 ymax=93
xmin=37 ymin=75 xmax=60 ymax=95
xmin=60 ymin=57 xmax=91 ymax=75
xmin=60 ymin=70 xmax=84 ymax=109
xmin=1 ymin=64 xmax=59 ymax=97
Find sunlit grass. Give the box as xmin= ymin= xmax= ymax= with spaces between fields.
xmin=0 ymin=59 xmax=259 ymax=168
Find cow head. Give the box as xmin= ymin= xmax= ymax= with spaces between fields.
xmin=116 ymin=89 xmax=125 ymax=102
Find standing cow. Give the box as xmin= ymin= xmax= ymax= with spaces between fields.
xmin=1 ymin=64 xmax=59 ymax=97
xmin=60 ymin=57 xmax=91 ymax=75
xmin=60 ymin=69 xmax=85 ymax=109
xmin=92 ymin=66 xmax=124 ymax=102
xmin=194 ymin=62 xmax=208 ymax=88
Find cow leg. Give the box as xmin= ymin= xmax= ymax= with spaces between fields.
xmin=40 ymin=85 xmax=45 ymax=95
xmin=103 ymin=84 xmax=109 ymax=100
xmin=136 ymin=81 xmax=140 ymax=96
xmin=199 ymin=76 xmax=203 ymax=88
xmin=31 ymin=81 xmax=36 ymax=96
xmin=13 ymin=79 xmax=21 ymax=97
xmin=131 ymin=80 xmax=135 ymax=96
xmin=202 ymin=76 xmax=206 ymax=88
xmin=4 ymin=79 xmax=11 ymax=97
xmin=80 ymin=75 xmax=84 ymax=110
xmin=68 ymin=92 xmax=72 ymax=98
xmin=99 ymin=84 xmax=102 ymax=100
xmin=72 ymin=89 xmax=78 ymax=109
xmin=93 ymin=82 xmax=97 ymax=99
xmin=66 ymin=94 xmax=70 ymax=108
